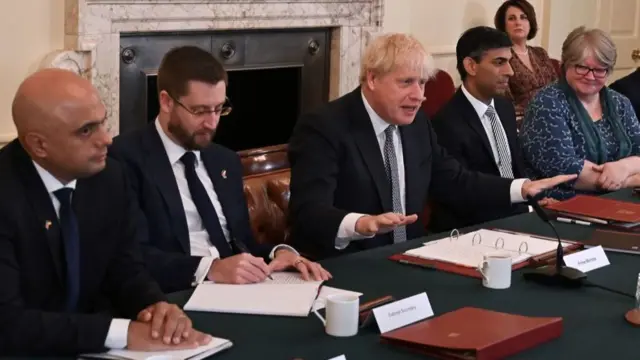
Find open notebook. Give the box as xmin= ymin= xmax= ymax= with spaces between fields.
xmin=184 ymin=272 xmax=323 ymax=317
xmin=404 ymin=229 xmax=574 ymax=268
xmin=80 ymin=335 xmax=232 ymax=360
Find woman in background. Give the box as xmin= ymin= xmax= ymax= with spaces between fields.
xmin=494 ymin=0 xmax=558 ymax=120
xmin=520 ymin=27 xmax=640 ymax=200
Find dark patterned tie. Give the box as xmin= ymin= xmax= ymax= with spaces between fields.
xmin=180 ymin=151 xmax=233 ymax=258
xmin=485 ymin=105 xmax=514 ymax=179
xmin=53 ymin=188 xmax=80 ymax=311
xmin=383 ymin=125 xmax=406 ymax=243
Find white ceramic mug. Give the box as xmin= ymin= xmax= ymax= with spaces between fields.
xmin=477 ymin=252 xmax=512 ymax=289
xmin=314 ymin=294 xmax=359 ymax=337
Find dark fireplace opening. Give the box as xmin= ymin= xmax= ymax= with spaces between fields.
xmin=120 ymin=28 xmax=330 ymax=150
xmin=146 ymin=67 xmax=301 ymax=151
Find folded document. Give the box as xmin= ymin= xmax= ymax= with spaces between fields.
xmin=80 ymin=335 xmax=232 ymax=360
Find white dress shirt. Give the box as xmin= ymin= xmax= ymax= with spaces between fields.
xmin=460 ymin=85 xmax=527 ymax=202
xmin=32 ymin=162 xmax=130 ymax=350
xmin=154 ymin=120 xmax=295 ymax=284
xmin=335 ymin=92 xmax=406 ymax=249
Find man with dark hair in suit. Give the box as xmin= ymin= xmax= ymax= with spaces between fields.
xmin=430 ymin=26 xmax=556 ymax=232
xmin=609 ymin=67 xmax=640 ymax=119
xmin=0 ymin=68 xmax=211 ymax=356
xmin=109 ymin=46 xmax=330 ymax=293
xmin=287 ymin=33 xmax=575 ymax=259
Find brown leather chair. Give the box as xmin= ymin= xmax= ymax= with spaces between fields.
xmin=238 ymin=144 xmax=292 ymax=246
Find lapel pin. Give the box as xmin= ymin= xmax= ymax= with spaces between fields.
xmin=221 ymin=169 xmax=227 ymax=179
xmin=45 ymin=220 xmax=52 ymax=230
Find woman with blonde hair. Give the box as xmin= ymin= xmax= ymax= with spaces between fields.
xmin=521 ymin=27 xmax=640 ymax=200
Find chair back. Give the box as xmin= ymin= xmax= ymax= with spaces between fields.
xmin=238 ymin=144 xmax=291 ymax=246
xmin=550 ymin=58 xmax=562 ymax=77
xmin=421 ymin=69 xmax=456 ymax=118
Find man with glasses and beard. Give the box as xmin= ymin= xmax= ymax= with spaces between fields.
xmin=109 ymin=46 xmax=330 ymax=293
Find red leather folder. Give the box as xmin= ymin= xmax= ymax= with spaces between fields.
xmin=381 ymin=307 xmax=563 ymax=360
xmin=545 ymin=195 xmax=640 ymax=223
xmin=390 ymin=229 xmax=582 ymax=279
xmin=584 ymin=229 xmax=640 ymax=255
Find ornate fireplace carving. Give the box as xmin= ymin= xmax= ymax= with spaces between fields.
xmin=40 ymin=0 xmax=384 ymax=136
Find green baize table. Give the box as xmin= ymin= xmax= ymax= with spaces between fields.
xmin=181 ymin=189 xmax=640 ymax=360
xmin=11 ymin=190 xmax=640 ymax=360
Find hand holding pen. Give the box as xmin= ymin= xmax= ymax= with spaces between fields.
xmin=206 ymin=238 xmax=273 ymax=283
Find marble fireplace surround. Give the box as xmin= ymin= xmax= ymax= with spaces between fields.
xmin=42 ymin=0 xmax=385 ymax=135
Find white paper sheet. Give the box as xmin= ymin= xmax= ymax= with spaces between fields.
xmin=80 ymin=336 xmax=232 ymax=360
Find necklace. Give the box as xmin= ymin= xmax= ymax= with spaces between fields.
xmin=513 ymin=47 xmax=529 ymax=55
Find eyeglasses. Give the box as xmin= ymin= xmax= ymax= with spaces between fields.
xmin=169 ymin=95 xmax=233 ymax=117
xmin=574 ymin=64 xmax=609 ymax=79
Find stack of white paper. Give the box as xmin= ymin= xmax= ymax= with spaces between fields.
xmin=184 ymin=272 xmax=323 ymax=317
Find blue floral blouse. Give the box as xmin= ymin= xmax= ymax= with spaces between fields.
xmin=520 ymin=81 xmax=640 ymax=200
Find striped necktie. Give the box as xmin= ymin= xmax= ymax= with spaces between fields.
xmin=383 ymin=125 xmax=406 ymax=243
xmin=485 ymin=105 xmax=514 ymax=179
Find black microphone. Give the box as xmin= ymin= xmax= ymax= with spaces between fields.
xmin=522 ymin=195 xmax=587 ymax=287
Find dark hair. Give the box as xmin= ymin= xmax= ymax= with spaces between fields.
xmin=494 ymin=0 xmax=538 ymax=40
xmin=456 ymin=26 xmax=513 ymax=81
xmin=157 ymin=45 xmax=228 ymax=98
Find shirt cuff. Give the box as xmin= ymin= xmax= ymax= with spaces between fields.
xmin=269 ymin=244 xmax=299 ymax=260
xmin=335 ymin=213 xmax=374 ymax=250
xmin=193 ymin=256 xmax=215 ymax=286
xmin=104 ymin=318 xmax=131 ymax=349
xmin=510 ymin=178 xmax=529 ymax=203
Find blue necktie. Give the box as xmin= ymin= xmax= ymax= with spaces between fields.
xmin=54 ymin=188 xmax=80 ymax=311
xmin=180 ymin=152 xmax=233 ymax=258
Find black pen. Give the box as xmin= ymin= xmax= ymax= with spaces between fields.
xmin=232 ymin=237 xmax=274 ymax=280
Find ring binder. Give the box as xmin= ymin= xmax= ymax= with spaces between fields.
xmin=519 ymin=241 xmax=529 ymax=254
xmin=390 ymin=228 xmax=583 ymax=279
xmin=449 ymin=231 xmax=534 ymax=256
xmin=473 ymin=233 xmax=482 ymax=245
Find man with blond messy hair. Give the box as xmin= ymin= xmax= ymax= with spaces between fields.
xmin=287 ymin=33 xmax=576 ymax=258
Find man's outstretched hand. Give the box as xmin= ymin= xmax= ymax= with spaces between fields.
xmin=521 ymin=174 xmax=577 ymax=199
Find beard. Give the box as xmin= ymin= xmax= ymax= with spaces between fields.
xmin=167 ymin=115 xmax=215 ymax=150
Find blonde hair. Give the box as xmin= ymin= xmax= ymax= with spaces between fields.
xmin=561 ymin=26 xmax=617 ymax=71
xmin=359 ymin=33 xmax=436 ymax=84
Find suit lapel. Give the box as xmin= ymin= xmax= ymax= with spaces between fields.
xmin=399 ymin=124 xmax=422 ymax=216
xmin=200 ymin=149 xmax=237 ymax=240
xmin=349 ymin=90 xmax=392 ymax=210
xmin=456 ymin=90 xmax=497 ymax=170
xmin=142 ymin=125 xmax=191 ymax=253
xmin=14 ymin=144 xmax=64 ymax=283
xmin=496 ymin=99 xmax=524 ymax=177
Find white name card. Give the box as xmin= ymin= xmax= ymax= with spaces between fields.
xmin=372 ymin=292 xmax=434 ymax=333
xmin=563 ymin=245 xmax=610 ymax=273
xmin=327 ymin=355 xmax=346 ymax=360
